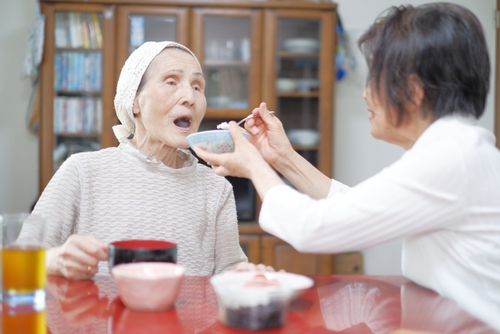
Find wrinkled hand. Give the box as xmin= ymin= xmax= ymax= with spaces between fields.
xmin=245 ymin=102 xmax=294 ymax=167
xmin=193 ymin=121 xmax=268 ymax=179
xmin=47 ymin=235 xmax=108 ymax=280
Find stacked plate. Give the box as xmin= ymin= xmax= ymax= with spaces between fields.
xmin=283 ymin=38 xmax=319 ymax=53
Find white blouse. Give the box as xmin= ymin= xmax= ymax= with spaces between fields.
xmin=260 ymin=116 xmax=500 ymax=331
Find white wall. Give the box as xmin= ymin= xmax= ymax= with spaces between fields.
xmin=333 ymin=0 xmax=497 ymax=275
xmin=0 ymin=1 xmax=38 ymax=214
xmin=0 ymin=0 xmax=496 ymax=275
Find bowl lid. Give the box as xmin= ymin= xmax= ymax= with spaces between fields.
xmin=110 ymin=239 xmax=176 ymax=250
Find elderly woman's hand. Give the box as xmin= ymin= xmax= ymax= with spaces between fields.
xmin=47 ymin=235 xmax=108 ymax=280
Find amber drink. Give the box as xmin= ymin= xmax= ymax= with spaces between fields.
xmin=1 ymin=213 xmax=46 ymax=307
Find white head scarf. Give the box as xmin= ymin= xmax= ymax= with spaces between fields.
xmin=113 ymin=41 xmax=202 ymax=140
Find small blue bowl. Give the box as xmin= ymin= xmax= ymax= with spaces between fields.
xmin=187 ymin=130 xmax=250 ymax=154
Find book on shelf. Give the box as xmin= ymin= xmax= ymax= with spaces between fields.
xmin=54 ymin=12 xmax=103 ymax=49
xmin=80 ymin=14 xmax=91 ymax=48
xmin=68 ymin=12 xmax=83 ymax=48
xmin=91 ymin=13 xmax=103 ymax=48
xmin=53 ymin=96 xmax=102 ymax=134
xmin=54 ymin=52 xmax=102 ymax=91
xmin=54 ymin=13 xmax=68 ymax=47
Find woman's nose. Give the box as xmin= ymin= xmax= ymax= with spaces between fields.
xmin=179 ymin=83 xmax=195 ymax=106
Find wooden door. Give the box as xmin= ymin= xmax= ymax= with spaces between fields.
xmin=39 ymin=3 xmax=115 ymax=193
xmin=239 ymin=235 xmax=260 ymax=264
xmin=261 ymin=9 xmax=335 ymax=178
xmin=261 ymin=235 xmax=334 ymax=275
xmin=191 ymin=7 xmax=263 ymax=121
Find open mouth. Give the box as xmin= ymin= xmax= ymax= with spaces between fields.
xmin=174 ymin=116 xmax=192 ymax=129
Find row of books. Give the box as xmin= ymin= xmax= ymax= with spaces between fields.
xmin=54 ymin=52 xmax=102 ymax=91
xmin=55 ymin=12 xmax=103 ymax=49
xmin=53 ymin=97 xmax=102 ymax=134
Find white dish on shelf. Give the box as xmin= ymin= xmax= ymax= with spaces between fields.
xmin=276 ymin=78 xmax=298 ymax=92
xmin=296 ymin=78 xmax=320 ymax=92
xmin=287 ymin=129 xmax=320 ymax=146
xmin=283 ymin=38 xmax=319 ymax=53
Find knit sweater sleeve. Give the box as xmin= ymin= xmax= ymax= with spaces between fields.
xmin=213 ymin=181 xmax=248 ymax=274
xmin=32 ymin=155 xmax=82 ymax=248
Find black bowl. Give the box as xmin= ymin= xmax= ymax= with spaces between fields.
xmin=108 ymin=240 xmax=177 ymax=271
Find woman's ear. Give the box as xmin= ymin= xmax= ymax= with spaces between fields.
xmin=132 ymin=96 xmax=140 ymax=117
xmin=407 ymin=74 xmax=424 ymax=110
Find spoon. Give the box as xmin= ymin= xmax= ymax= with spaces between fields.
xmin=217 ymin=111 xmax=275 ymax=130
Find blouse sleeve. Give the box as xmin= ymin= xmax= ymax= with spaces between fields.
xmin=259 ymin=139 xmax=466 ymax=254
xmin=31 ymin=155 xmax=83 ymax=248
xmin=213 ymin=181 xmax=248 ymax=274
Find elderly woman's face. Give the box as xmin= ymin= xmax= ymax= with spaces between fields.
xmin=133 ymin=48 xmax=206 ymax=149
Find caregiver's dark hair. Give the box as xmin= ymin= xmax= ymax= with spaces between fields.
xmin=358 ymin=3 xmax=490 ymax=125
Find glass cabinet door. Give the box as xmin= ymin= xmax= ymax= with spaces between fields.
xmin=51 ymin=10 xmax=105 ymax=172
xmin=115 ymin=7 xmax=189 ymax=75
xmin=128 ymin=14 xmax=178 ymax=54
xmin=203 ymin=15 xmax=250 ymax=110
xmin=39 ymin=3 xmax=115 ymax=191
xmin=277 ymin=18 xmax=321 ymax=167
xmin=262 ymin=10 xmax=335 ymax=177
xmin=192 ymin=8 xmax=262 ymax=129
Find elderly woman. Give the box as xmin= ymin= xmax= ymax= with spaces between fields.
xmin=194 ymin=3 xmax=500 ymax=331
xmin=31 ymin=41 xmax=247 ymax=279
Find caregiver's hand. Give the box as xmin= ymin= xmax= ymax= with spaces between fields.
xmin=46 ymin=235 xmax=108 ymax=280
xmin=194 ymin=121 xmax=285 ymax=199
xmin=193 ymin=121 xmax=269 ymax=179
xmin=245 ymin=102 xmax=295 ymax=168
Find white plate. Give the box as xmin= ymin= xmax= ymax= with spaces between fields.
xmin=283 ymin=38 xmax=319 ymax=52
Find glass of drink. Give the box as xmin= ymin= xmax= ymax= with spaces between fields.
xmin=1 ymin=213 xmax=46 ymax=309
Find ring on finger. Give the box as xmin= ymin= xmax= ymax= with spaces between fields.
xmin=87 ymin=266 xmax=92 ymax=272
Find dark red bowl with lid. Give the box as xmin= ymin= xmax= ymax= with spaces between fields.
xmin=108 ymin=240 xmax=177 ymax=271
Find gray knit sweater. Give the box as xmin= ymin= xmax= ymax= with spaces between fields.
xmin=32 ymin=139 xmax=247 ymax=276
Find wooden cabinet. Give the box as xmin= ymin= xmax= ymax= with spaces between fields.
xmin=38 ymin=0 xmax=355 ymax=275
xmin=239 ymin=224 xmax=363 ymax=275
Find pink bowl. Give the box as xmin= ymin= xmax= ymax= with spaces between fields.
xmin=111 ymin=262 xmax=186 ymax=312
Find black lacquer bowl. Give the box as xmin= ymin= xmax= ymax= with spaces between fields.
xmin=108 ymin=240 xmax=177 ymax=271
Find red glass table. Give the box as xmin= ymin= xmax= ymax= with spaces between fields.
xmin=2 ymin=274 xmax=498 ymax=333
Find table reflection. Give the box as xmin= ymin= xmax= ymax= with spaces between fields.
xmin=34 ymin=275 xmax=498 ymax=334
xmin=45 ymin=275 xmax=113 ymax=333
xmin=317 ymin=277 xmax=495 ymax=334
xmin=2 ymin=303 xmax=46 ymax=334
xmin=45 ymin=274 xmax=219 ymax=334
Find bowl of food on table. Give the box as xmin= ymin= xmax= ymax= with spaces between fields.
xmin=210 ymin=271 xmax=314 ymax=330
xmin=111 ymin=262 xmax=186 ymax=312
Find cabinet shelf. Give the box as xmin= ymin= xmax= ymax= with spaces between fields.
xmin=276 ymin=91 xmax=319 ymax=98
xmin=56 ymin=90 xmax=101 ymax=96
xmin=55 ymin=47 xmax=102 ymax=52
xmin=204 ymin=60 xmax=249 ymax=67
xmin=278 ymin=51 xmax=319 ymax=58
xmin=55 ymin=132 xmax=100 ymax=137
xmin=291 ymin=144 xmax=318 ymax=150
